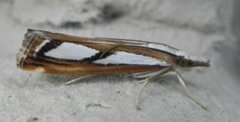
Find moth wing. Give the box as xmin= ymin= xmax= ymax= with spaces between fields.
xmin=94 ymin=37 xmax=182 ymax=54
xmin=94 ymin=37 xmax=149 ymax=46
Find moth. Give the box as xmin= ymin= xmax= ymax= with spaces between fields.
xmin=17 ymin=29 xmax=210 ymax=110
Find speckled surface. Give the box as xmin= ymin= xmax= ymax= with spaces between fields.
xmin=0 ymin=0 xmax=239 ymax=121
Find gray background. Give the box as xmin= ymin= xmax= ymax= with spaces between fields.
xmin=0 ymin=0 xmax=239 ymax=121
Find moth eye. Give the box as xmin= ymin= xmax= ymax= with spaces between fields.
xmin=179 ymin=59 xmax=188 ymax=66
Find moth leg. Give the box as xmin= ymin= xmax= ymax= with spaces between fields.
xmin=65 ymin=75 xmax=95 ymax=85
xmin=126 ymin=70 xmax=158 ymax=81
xmin=136 ymin=67 xmax=172 ymax=110
xmin=132 ymin=70 xmax=160 ymax=80
xmin=171 ymin=70 xmax=207 ymax=110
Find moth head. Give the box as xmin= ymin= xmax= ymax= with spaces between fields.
xmin=176 ymin=57 xmax=210 ymax=67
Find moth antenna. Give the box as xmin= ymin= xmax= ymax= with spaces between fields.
xmin=65 ymin=75 xmax=95 ymax=85
xmin=173 ymin=70 xmax=208 ymax=110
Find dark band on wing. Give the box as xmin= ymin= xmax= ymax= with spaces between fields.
xmin=81 ymin=51 xmax=113 ymax=62
xmin=34 ymin=38 xmax=117 ymax=63
xmin=36 ymin=39 xmax=63 ymax=57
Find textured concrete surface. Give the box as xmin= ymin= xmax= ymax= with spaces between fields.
xmin=0 ymin=0 xmax=239 ymax=121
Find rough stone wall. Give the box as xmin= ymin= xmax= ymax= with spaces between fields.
xmin=0 ymin=0 xmax=239 ymax=121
